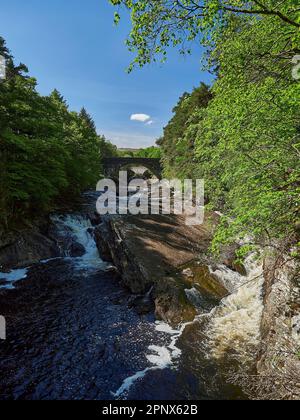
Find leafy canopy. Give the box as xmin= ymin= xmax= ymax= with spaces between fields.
xmin=0 ymin=37 xmax=117 ymax=229
xmin=109 ymin=2 xmax=300 ymax=256
xmin=110 ymin=0 xmax=300 ymax=71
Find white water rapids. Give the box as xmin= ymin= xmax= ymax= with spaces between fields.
xmin=51 ymin=214 xmax=109 ymax=270
xmin=115 ymin=254 xmax=265 ymax=398
xmin=0 ymin=214 xmax=108 ymax=290
xmin=0 ymin=213 xmax=265 ymax=399
xmin=207 ymin=255 xmax=264 ymax=362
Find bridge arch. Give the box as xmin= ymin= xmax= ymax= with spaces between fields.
xmin=102 ymin=158 xmax=162 ymax=180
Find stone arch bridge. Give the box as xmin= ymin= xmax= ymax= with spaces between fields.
xmin=102 ymin=158 xmax=162 ymax=179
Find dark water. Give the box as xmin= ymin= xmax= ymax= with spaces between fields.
xmin=0 ymin=201 xmax=244 ymax=400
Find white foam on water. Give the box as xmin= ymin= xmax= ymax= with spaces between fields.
xmin=0 ymin=268 xmax=28 ymax=289
xmin=209 ymin=265 xmax=243 ymax=293
xmin=146 ymin=345 xmax=172 ymax=367
xmin=0 ymin=214 xmax=107 ymax=290
xmin=155 ymin=321 xmax=193 ymax=359
xmin=206 ymin=255 xmax=264 ymax=363
xmin=113 ymin=345 xmax=174 ymax=399
xmin=209 ymin=254 xmax=261 ymax=292
xmin=154 ymin=321 xmax=179 ymax=335
xmin=51 ymin=214 xmax=108 ymax=270
xmin=113 ymin=321 xmax=190 ymax=399
xmin=112 ymin=367 xmax=153 ymax=398
xmin=40 ymin=257 xmax=68 ymax=264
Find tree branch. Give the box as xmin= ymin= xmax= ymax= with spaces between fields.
xmin=224 ymin=1 xmax=300 ymax=29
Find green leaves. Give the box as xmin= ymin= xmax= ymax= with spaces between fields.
xmin=0 ymin=37 xmax=116 ymax=229
xmin=158 ymin=83 xmax=213 ymax=179
xmin=145 ymin=7 xmax=300 ymax=256
xmin=109 ymin=1 xmax=300 ymax=71
xmin=114 ymin=12 xmax=121 ymax=25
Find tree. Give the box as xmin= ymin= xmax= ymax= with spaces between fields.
xmin=192 ymin=16 xmax=300 ymax=254
xmin=0 ymin=38 xmax=117 ymax=229
xmin=109 ymin=1 xmax=300 ymax=257
xmin=135 ymin=146 xmax=162 ymax=158
xmin=157 ymin=83 xmax=212 ymax=178
xmin=110 ymin=0 xmax=300 ymax=71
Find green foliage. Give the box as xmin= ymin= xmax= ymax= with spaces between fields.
xmin=0 ymin=37 xmax=116 ymax=229
xmin=110 ymin=0 xmax=300 ymax=71
xmin=118 ymin=146 xmax=161 ymax=158
xmin=194 ymin=16 xmax=300 ymax=253
xmin=110 ymin=2 xmax=300 ymax=255
xmin=157 ymin=83 xmax=212 ymax=178
xmin=134 ymin=146 xmax=162 ymax=158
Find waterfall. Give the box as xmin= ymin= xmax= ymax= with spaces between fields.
xmin=0 ymin=214 xmax=108 ymax=290
xmin=50 ymin=214 xmax=108 ymax=270
xmin=206 ymin=255 xmax=264 ymax=363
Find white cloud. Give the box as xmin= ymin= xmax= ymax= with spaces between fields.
xmin=130 ymin=114 xmax=151 ymax=123
xmin=146 ymin=120 xmax=153 ymax=126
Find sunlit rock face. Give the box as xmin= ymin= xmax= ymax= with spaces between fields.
xmin=94 ymin=210 xmax=225 ymax=326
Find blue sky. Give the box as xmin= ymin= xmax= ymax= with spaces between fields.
xmin=1 ymin=0 xmax=213 ymax=148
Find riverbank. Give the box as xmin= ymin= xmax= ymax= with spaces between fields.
xmin=0 ymin=192 xmax=100 ymax=272
xmin=94 ymin=212 xmax=228 ymax=326
xmin=0 ymin=193 xmax=245 ymax=400
xmin=93 ymin=209 xmax=300 ymax=399
xmin=1 ymin=192 xmax=299 ymax=400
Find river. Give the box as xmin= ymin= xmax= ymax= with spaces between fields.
xmin=0 ymin=194 xmax=250 ymax=400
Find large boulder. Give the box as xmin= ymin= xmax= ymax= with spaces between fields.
xmin=94 ymin=212 xmax=226 ymax=326
xmin=0 ymin=221 xmax=60 ymax=271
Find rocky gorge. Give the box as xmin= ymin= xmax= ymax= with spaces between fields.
xmin=0 ymin=191 xmax=299 ymax=400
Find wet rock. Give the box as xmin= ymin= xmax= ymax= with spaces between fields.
xmin=89 ymin=212 xmax=102 ymax=227
xmin=154 ymin=278 xmax=197 ymax=326
xmin=104 ymin=265 xmax=119 ymax=275
xmin=69 ymin=242 xmax=86 ymax=258
xmin=129 ymin=295 xmax=155 ymax=315
xmin=219 ymin=244 xmax=247 ymax=276
xmin=224 ymin=259 xmax=247 ymax=276
xmin=0 ymin=225 xmax=60 ymax=271
xmin=94 ymin=227 xmax=114 ymax=263
xmin=181 ymin=262 xmax=228 ymax=301
xmin=94 ymin=212 xmax=218 ymax=326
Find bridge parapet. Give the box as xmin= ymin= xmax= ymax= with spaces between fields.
xmin=102 ymin=158 xmax=162 ymax=179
